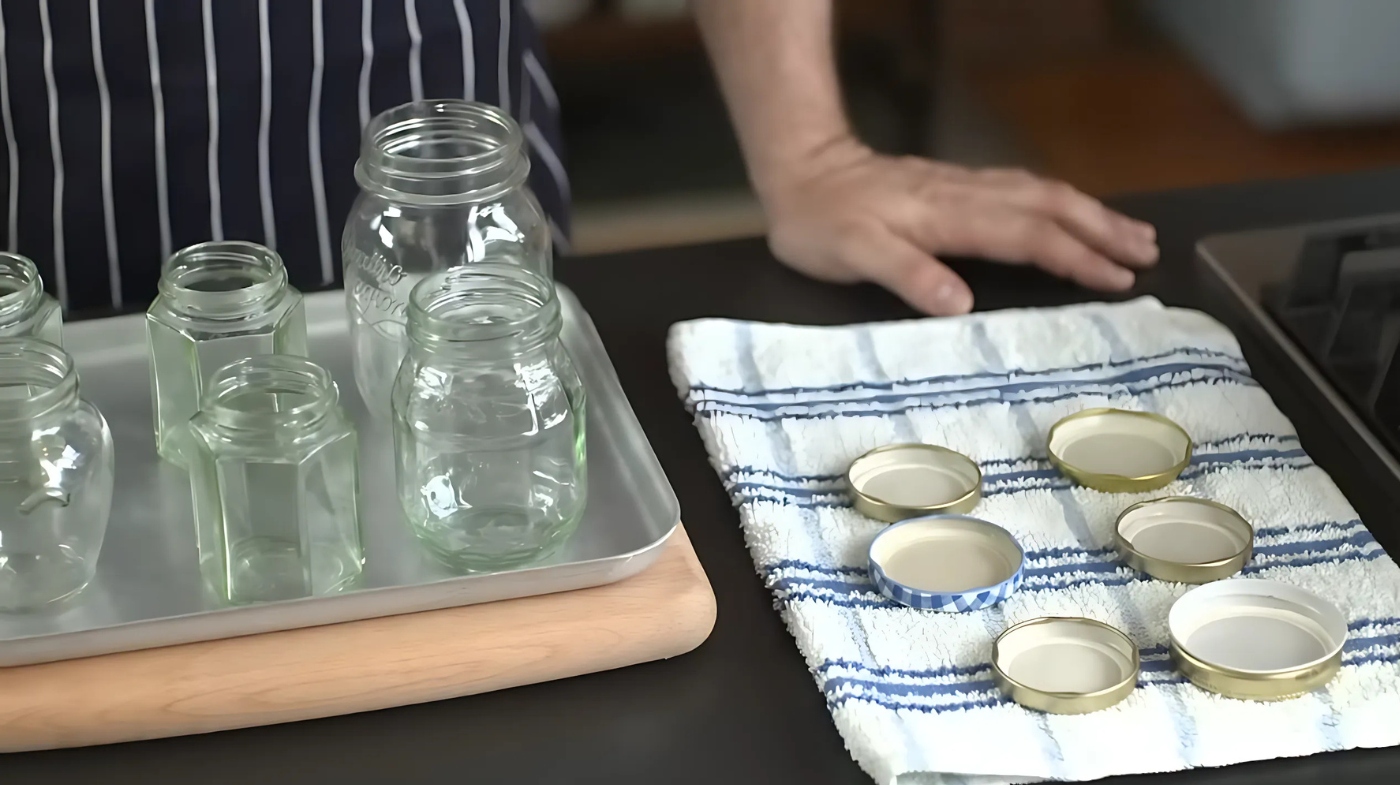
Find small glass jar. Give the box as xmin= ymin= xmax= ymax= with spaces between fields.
xmin=146 ymin=241 xmax=308 ymax=465
xmin=0 ymin=252 xmax=62 ymax=346
xmin=185 ymin=355 xmax=364 ymax=605
xmin=0 ymin=338 xmax=114 ymax=612
xmin=344 ymin=99 xmax=551 ymax=417
xmin=391 ymin=263 xmax=586 ymax=572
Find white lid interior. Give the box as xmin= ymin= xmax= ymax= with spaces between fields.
xmin=1118 ymin=498 xmax=1252 ymax=564
xmin=869 ymin=516 xmax=1021 ymax=593
xmin=849 ymin=445 xmax=978 ymax=508
xmin=1169 ymin=579 xmax=1347 ymax=674
xmin=1049 ymin=411 xmax=1189 ymax=477
xmin=995 ymin=618 xmax=1136 ymax=694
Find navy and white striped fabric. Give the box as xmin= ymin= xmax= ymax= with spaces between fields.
xmin=668 ymin=296 xmax=1400 ymax=784
xmin=0 ymin=0 xmax=566 ymax=314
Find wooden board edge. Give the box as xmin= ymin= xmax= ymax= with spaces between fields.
xmin=0 ymin=525 xmax=716 ymax=752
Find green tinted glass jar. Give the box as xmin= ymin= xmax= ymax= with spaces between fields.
xmin=146 ymin=242 xmax=307 ymax=465
xmin=0 ymin=338 xmax=114 ymax=611
xmin=391 ymin=263 xmax=586 ymax=573
xmin=0 ymin=253 xmax=62 ymax=346
xmin=186 ymin=355 xmax=364 ymax=605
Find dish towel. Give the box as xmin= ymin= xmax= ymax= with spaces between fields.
xmin=666 ymin=296 xmax=1400 ymax=785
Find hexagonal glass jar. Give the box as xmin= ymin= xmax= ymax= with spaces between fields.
xmin=0 ymin=338 xmax=114 ymax=612
xmin=0 ymin=252 xmax=62 ymax=346
xmin=146 ymin=242 xmax=307 ymax=465
xmin=185 ymin=355 xmax=364 ymax=605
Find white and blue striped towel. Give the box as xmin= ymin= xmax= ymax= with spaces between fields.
xmin=667 ymin=296 xmax=1400 ymax=785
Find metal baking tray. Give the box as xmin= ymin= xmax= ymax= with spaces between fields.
xmin=0 ymin=286 xmax=680 ymax=667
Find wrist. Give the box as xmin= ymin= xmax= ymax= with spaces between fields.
xmin=750 ymin=132 xmax=872 ymax=211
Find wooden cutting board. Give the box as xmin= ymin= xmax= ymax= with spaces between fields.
xmin=0 ymin=525 xmax=714 ymax=752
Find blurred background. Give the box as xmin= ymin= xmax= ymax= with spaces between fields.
xmin=528 ymin=0 xmax=1400 ymax=255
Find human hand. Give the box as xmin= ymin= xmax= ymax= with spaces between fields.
xmin=757 ymin=137 xmax=1160 ymax=315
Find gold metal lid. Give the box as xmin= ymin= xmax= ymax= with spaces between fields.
xmin=1171 ymin=643 xmax=1341 ymax=702
xmin=991 ymin=616 xmax=1140 ymax=714
xmin=1114 ymin=496 xmax=1253 ymax=584
xmin=1168 ymin=579 xmax=1347 ymax=701
xmin=1047 ymin=408 xmax=1192 ymax=493
xmin=846 ymin=443 xmax=982 ymax=523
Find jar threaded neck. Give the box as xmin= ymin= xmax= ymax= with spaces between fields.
xmin=354 ymin=100 xmax=529 ymax=204
xmin=199 ymin=355 xmax=340 ymax=431
xmin=0 ymin=253 xmax=46 ymax=322
xmin=158 ymin=241 xmax=289 ymax=321
xmin=0 ymin=337 xmax=80 ymax=424
xmin=406 ymin=263 xmax=561 ymax=352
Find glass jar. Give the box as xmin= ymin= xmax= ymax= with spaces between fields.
xmin=343 ymin=99 xmax=552 ymax=417
xmin=146 ymin=241 xmax=307 ymax=465
xmin=0 ymin=338 xmax=114 ymax=612
xmin=0 ymin=252 xmax=62 ymax=346
xmin=391 ymin=263 xmax=586 ymax=572
xmin=185 ymin=355 xmax=364 ymax=605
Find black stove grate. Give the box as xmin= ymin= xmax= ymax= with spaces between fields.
xmin=1264 ymin=225 xmax=1400 ymax=454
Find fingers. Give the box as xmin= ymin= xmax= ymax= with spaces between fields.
xmin=764 ymin=153 xmax=1154 ymax=311
xmin=836 ymin=226 xmax=974 ymax=315
xmin=923 ymin=202 xmax=1137 ymax=292
xmin=968 ymin=169 xmax=1158 ymax=268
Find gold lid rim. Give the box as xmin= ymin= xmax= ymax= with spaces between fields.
xmin=847 ymin=443 xmax=983 ymax=523
xmin=1113 ymin=496 xmax=1254 ymax=583
xmin=1047 ymin=408 xmax=1193 ymax=491
xmin=1170 ymin=640 xmax=1343 ymax=700
xmin=991 ymin=616 xmax=1140 ymax=714
xmin=1168 ymin=579 xmax=1348 ymax=693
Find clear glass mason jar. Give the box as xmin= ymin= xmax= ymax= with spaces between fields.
xmin=343 ymin=99 xmax=552 ymax=417
xmin=0 ymin=338 xmax=114 ymax=612
xmin=185 ymin=355 xmax=364 ymax=605
xmin=0 ymin=252 xmax=62 ymax=346
xmin=391 ymin=263 xmax=586 ymax=572
xmin=146 ymin=241 xmax=307 ymax=465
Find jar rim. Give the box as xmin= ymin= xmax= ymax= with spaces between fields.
xmin=0 ymin=337 xmax=79 ymax=424
xmin=406 ymin=263 xmax=560 ymax=348
xmin=198 ymin=355 xmax=340 ymax=431
xmin=157 ymin=241 xmax=289 ymax=320
xmin=0 ymin=253 xmax=45 ymax=321
xmin=355 ymin=100 xmax=530 ymax=204
xmin=363 ymin=100 xmax=523 ymax=173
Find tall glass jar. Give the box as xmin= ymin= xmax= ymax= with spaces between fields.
xmin=0 ymin=338 xmax=114 ymax=612
xmin=391 ymin=263 xmax=586 ymax=572
xmin=146 ymin=241 xmax=307 ymax=465
xmin=343 ymin=99 xmax=551 ymax=417
xmin=0 ymin=252 xmax=62 ymax=346
xmin=185 ymin=355 xmax=364 ymax=605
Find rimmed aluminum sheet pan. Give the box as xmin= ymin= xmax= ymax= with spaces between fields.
xmin=0 ymin=286 xmax=679 ymax=667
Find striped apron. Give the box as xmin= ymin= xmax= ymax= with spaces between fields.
xmin=0 ymin=0 xmax=568 ymax=315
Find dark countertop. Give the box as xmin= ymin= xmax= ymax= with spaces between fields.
xmin=12 ymin=167 xmax=1400 ymax=784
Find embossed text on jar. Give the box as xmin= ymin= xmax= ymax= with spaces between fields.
xmin=344 ymin=99 xmax=551 ymax=416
